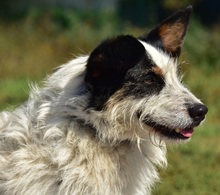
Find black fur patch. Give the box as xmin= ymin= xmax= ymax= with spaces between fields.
xmin=85 ymin=35 xmax=145 ymax=109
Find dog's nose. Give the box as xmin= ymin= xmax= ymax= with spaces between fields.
xmin=188 ymin=104 xmax=208 ymax=125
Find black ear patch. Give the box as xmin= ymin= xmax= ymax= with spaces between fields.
xmin=85 ymin=35 xmax=145 ymax=109
xmin=140 ymin=6 xmax=192 ymax=57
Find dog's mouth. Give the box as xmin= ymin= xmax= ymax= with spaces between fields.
xmin=143 ymin=120 xmax=194 ymax=140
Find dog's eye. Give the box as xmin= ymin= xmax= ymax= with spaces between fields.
xmin=145 ymin=74 xmax=156 ymax=85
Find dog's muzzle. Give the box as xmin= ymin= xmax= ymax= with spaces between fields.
xmin=138 ymin=103 xmax=208 ymax=140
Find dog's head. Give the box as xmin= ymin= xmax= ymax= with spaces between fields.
xmin=84 ymin=6 xmax=208 ymax=142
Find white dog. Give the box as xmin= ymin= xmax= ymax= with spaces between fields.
xmin=0 ymin=6 xmax=207 ymax=195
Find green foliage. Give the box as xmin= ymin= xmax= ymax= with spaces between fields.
xmin=0 ymin=0 xmax=28 ymax=21
xmin=0 ymin=9 xmax=220 ymax=194
xmin=162 ymin=0 xmax=198 ymax=9
xmin=184 ymin=18 xmax=220 ymax=74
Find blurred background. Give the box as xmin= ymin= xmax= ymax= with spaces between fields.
xmin=0 ymin=0 xmax=220 ymax=194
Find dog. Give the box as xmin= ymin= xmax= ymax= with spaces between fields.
xmin=0 ymin=6 xmax=208 ymax=195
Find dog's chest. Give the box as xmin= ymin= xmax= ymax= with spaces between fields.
xmin=59 ymin=136 xmax=160 ymax=195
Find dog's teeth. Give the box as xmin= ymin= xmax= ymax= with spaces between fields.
xmin=175 ymin=128 xmax=181 ymax=133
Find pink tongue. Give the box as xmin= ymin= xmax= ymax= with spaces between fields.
xmin=180 ymin=128 xmax=194 ymax=138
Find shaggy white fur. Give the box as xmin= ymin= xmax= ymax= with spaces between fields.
xmin=0 ymin=56 xmax=167 ymax=195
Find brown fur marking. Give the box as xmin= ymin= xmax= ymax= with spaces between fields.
xmin=152 ymin=66 xmax=164 ymax=77
xmin=159 ymin=23 xmax=185 ymax=53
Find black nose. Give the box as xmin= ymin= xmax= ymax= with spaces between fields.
xmin=188 ymin=104 xmax=208 ymax=125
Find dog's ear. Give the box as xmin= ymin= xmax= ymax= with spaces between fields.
xmin=140 ymin=6 xmax=192 ymax=57
xmin=85 ymin=35 xmax=145 ymax=107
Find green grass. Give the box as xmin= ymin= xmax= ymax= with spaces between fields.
xmin=154 ymin=125 xmax=220 ymax=195
xmin=0 ymin=9 xmax=220 ymax=194
xmin=0 ymin=78 xmax=31 ymax=110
